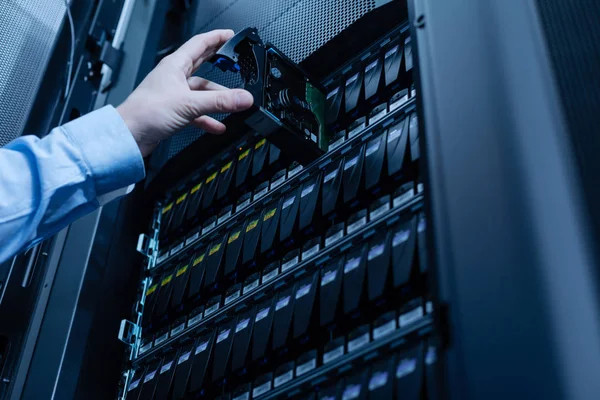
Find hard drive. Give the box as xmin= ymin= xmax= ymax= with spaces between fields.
xmin=386 ymin=117 xmax=409 ymax=177
xmin=171 ymin=340 xmax=196 ymax=399
xmin=138 ymin=358 xmax=162 ymax=400
xmin=279 ymin=187 xmax=301 ymax=242
xmin=252 ymin=138 xmax=269 ymax=177
xmin=243 ymin=272 xmax=260 ymax=294
xmin=188 ymin=331 xmax=216 ymax=394
xmin=345 ymin=69 xmax=364 ymax=113
xmin=364 ymin=131 xmax=387 ymax=190
xmin=154 ymin=270 xmax=175 ymax=318
xmin=281 ymin=249 xmax=300 ymax=273
xmin=404 ymin=36 xmax=413 ymax=71
xmin=343 ymin=244 xmax=368 ymax=314
xmin=236 ymin=191 xmax=252 ymax=213
xmin=253 ymin=372 xmax=274 ymax=398
xmin=270 ymin=168 xmax=287 ymax=190
xmin=212 ymin=319 xmax=236 ymax=381
xmin=217 ymin=158 xmax=236 ymax=201
xmin=224 ymin=222 xmax=246 ymax=277
xmin=325 ymin=80 xmax=344 ymax=125
xmin=320 ymin=257 xmax=344 ymax=327
xmin=232 ymin=384 xmax=251 ymax=400
xmin=169 ymin=262 xmax=191 ymax=310
xmin=231 ymin=307 xmax=256 ymax=372
xmin=210 ymin=28 xmax=329 ymax=165
xmin=324 ymin=223 xmax=345 ymax=247
xmin=160 ymin=202 xmax=175 ymax=239
xmin=347 ymin=116 xmax=366 ymax=139
xmin=368 ymin=102 xmax=388 ymax=126
xmin=395 ymin=343 xmax=423 ymax=400
xmin=319 ymin=381 xmax=343 ymax=400
xmin=272 ymin=285 xmax=296 ymax=350
xmin=342 ymin=144 xmax=366 ymax=204
xmin=383 ymin=43 xmax=403 ymax=86
xmin=369 ymin=195 xmax=391 ymax=221
xmin=373 ymin=311 xmax=397 ymax=341
xmin=347 ymin=209 xmax=368 ymax=235
xmin=367 ymin=356 xmax=395 ymax=398
xmin=202 ymin=169 xmax=220 ymax=210
xmin=261 ymin=261 xmax=280 ymax=285
xmin=274 ymin=361 xmax=295 ymax=388
xmin=391 ymin=217 xmax=416 ymax=288
xmin=203 ymin=294 xmax=222 ymax=319
xmin=364 ymin=57 xmax=383 ymax=101
xmin=253 ymin=180 xmax=269 ymax=201
xmin=126 ymin=365 xmax=146 ymax=400
xmin=302 ymin=237 xmax=321 ymax=261
xmin=252 ymin=297 xmax=276 ymax=361
xmin=224 ymin=283 xmax=242 ymax=306
xmin=367 ymin=231 xmax=392 ymax=301
xmin=153 ymin=350 xmax=179 ymax=400
xmin=242 ymin=211 xmax=264 ymax=265
xmin=269 ymin=143 xmax=282 ymax=166
xmin=186 ymin=248 xmax=208 ymax=299
xmin=296 ymin=349 xmax=318 ymax=377
xmin=218 ymin=204 xmax=234 ymax=226
xmin=203 ymin=235 xmax=227 ymax=288
xmin=293 ymin=271 xmax=319 ymax=338
xmin=398 ymin=299 xmax=425 ymax=329
xmin=347 ymin=324 xmax=370 ymax=353
xmin=425 ymin=343 xmax=440 ymax=400
xmin=298 ymin=173 xmax=322 ymax=232
xmin=417 ymin=213 xmax=428 ymax=273
xmin=389 ymin=88 xmax=409 ymax=113
xmin=321 ymin=158 xmax=343 ymax=218
xmin=409 ymin=113 xmax=420 ymax=162
xmin=142 ymin=278 xmax=161 ymax=327
xmin=169 ymin=192 xmax=190 ymax=234
xmin=342 ymin=368 xmax=369 ymax=400
xmin=323 ymin=336 xmax=346 ymax=365
xmin=235 ymin=146 xmax=253 ymax=189
xmin=261 ymin=198 xmax=282 ymax=254
xmin=393 ymin=182 xmax=415 ymax=209
xmin=185 ymin=180 xmax=204 ymax=222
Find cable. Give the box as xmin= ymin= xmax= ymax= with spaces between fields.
xmin=63 ymin=0 xmax=75 ymax=100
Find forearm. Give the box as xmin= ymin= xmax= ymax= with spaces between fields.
xmin=0 ymin=106 xmax=145 ymax=263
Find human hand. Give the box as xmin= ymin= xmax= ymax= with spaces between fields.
xmin=117 ymin=29 xmax=254 ymax=157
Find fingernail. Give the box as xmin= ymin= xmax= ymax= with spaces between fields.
xmin=235 ymin=91 xmax=254 ymax=109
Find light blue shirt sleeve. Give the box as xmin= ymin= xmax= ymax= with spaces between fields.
xmin=0 ymin=105 xmax=145 ymax=263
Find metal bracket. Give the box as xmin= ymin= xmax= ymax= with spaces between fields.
xmin=100 ymin=41 xmax=123 ymax=75
xmin=118 ymin=319 xmax=140 ymax=345
xmin=136 ymin=233 xmax=155 ymax=257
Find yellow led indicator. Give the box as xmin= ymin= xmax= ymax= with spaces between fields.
xmin=191 ymin=183 xmax=202 ymax=194
xmin=176 ymin=265 xmax=188 ymax=277
xmin=246 ymin=219 xmax=259 ymax=232
xmin=147 ymin=284 xmax=158 ymax=296
xmin=176 ymin=193 xmax=187 ymax=204
xmin=162 ymin=203 xmax=173 ymax=214
xmin=206 ymin=172 xmax=218 ymax=184
xmin=161 ymin=275 xmax=173 ymax=286
xmin=263 ymin=208 xmax=277 ymax=221
xmin=239 ymin=149 xmax=250 ymax=161
xmin=255 ymin=138 xmax=266 ymax=149
xmin=209 ymin=243 xmax=222 ymax=255
xmin=228 ymin=231 xmax=241 ymax=243
xmin=193 ymin=254 xmax=205 ymax=266
xmin=221 ymin=162 xmax=232 ymax=173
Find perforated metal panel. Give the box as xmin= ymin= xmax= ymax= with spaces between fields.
xmin=166 ymin=0 xmax=377 ymax=158
xmin=0 ymin=0 xmax=66 ymax=146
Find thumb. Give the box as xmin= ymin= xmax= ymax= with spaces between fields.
xmin=185 ymin=89 xmax=254 ymax=117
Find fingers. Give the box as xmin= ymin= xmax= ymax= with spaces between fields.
xmin=187 ymin=76 xmax=227 ymax=91
xmin=170 ymin=29 xmax=234 ymax=76
xmin=186 ymin=88 xmax=254 ymax=116
xmin=191 ymin=115 xmax=227 ymax=134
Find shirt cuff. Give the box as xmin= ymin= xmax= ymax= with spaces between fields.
xmin=97 ymin=184 xmax=136 ymax=206
xmin=61 ymin=105 xmax=146 ymax=195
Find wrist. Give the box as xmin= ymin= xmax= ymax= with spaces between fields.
xmin=117 ymin=102 xmax=156 ymax=158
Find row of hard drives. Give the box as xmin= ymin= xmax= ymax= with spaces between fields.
xmin=124 ymin=25 xmax=432 ymax=399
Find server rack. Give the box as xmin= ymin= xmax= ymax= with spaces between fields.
xmin=1 ymin=0 xmax=599 ymax=399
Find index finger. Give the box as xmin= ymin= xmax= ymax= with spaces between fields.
xmin=171 ymin=29 xmax=234 ymax=76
